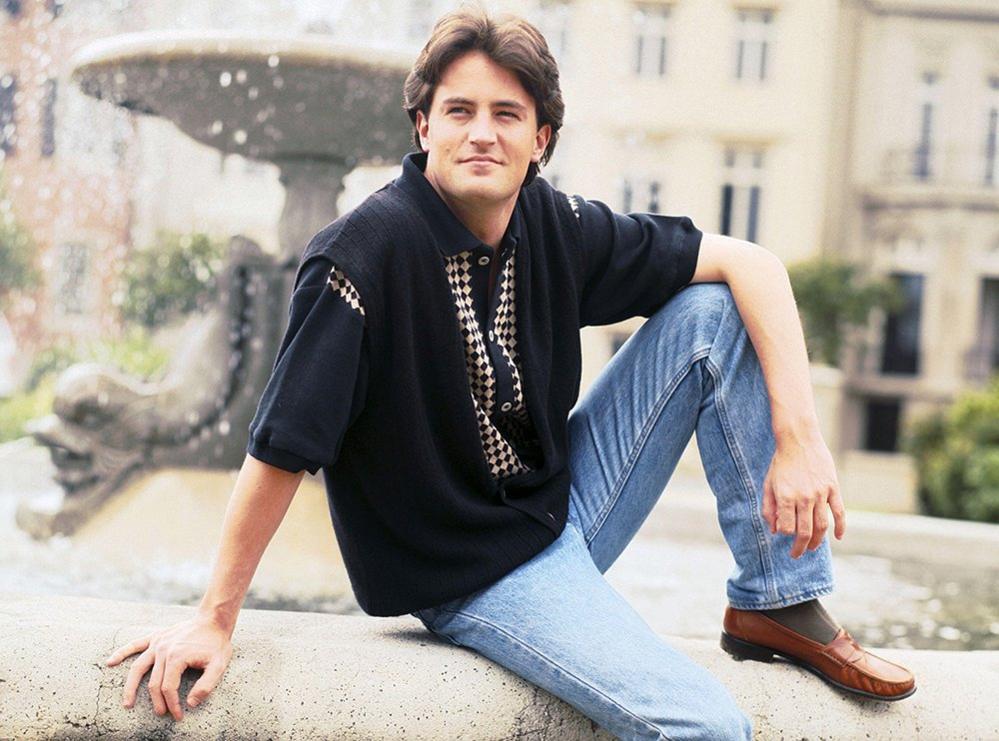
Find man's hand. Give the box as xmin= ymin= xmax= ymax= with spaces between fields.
xmin=762 ymin=432 xmax=846 ymax=559
xmin=106 ymin=614 xmax=234 ymax=721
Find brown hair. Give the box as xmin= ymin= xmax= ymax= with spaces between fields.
xmin=402 ymin=2 xmax=564 ymax=187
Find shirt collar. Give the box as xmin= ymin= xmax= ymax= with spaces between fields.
xmin=394 ymin=151 xmax=522 ymax=257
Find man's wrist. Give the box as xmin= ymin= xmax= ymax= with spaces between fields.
xmin=772 ymin=414 xmax=823 ymax=447
xmin=196 ymin=599 xmax=240 ymax=636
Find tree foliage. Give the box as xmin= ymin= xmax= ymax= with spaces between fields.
xmin=787 ymin=256 xmax=902 ymax=367
xmin=0 ymin=185 xmax=41 ymax=312
xmin=118 ymin=230 xmax=226 ymax=328
xmin=904 ymin=378 xmax=999 ymax=524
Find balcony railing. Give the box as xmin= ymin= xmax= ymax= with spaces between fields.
xmin=964 ymin=343 xmax=999 ymax=384
xmin=880 ymin=146 xmax=998 ymax=189
xmin=853 ymin=339 xmax=921 ymax=378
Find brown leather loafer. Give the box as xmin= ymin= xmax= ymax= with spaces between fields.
xmin=721 ymin=606 xmax=916 ymax=701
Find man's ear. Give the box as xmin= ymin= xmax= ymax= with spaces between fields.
xmin=415 ymin=109 xmax=430 ymax=150
xmin=532 ymin=123 xmax=552 ymax=163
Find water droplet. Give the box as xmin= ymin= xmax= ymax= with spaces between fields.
xmin=210 ymin=120 xmax=223 ymax=135
xmin=268 ymin=55 xmax=280 ymax=68
xmin=936 ymin=626 xmax=961 ymax=641
xmin=219 ymin=71 xmax=232 ymax=87
xmin=233 ymin=129 xmax=247 ymax=145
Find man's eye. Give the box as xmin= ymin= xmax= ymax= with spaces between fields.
xmin=447 ymin=107 xmax=469 ymax=114
xmin=499 ymin=111 xmax=518 ymax=118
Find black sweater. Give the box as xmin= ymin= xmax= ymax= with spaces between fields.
xmin=250 ymin=152 xmax=702 ymax=616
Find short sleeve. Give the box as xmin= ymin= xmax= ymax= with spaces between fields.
xmin=246 ymin=256 xmax=369 ymax=475
xmin=571 ymin=193 xmax=702 ymax=327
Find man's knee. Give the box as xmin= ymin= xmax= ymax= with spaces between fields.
xmin=656 ymin=283 xmax=741 ymax=347
xmin=641 ymin=675 xmax=753 ymax=740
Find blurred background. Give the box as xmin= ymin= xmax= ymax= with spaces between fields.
xmin=0 ymin=0 xmax=997 ymax=653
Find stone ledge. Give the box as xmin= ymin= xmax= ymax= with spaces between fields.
xmin=2 ymin=592 xmax=996 ymax=739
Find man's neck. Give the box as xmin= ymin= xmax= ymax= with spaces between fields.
xmin=423 ymin=172 xmax=515 ymax=251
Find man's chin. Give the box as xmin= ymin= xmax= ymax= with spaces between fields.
xmin=458 ymin=182 xmax=516 ymax=203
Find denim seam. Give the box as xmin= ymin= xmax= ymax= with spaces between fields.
xmin=436 ymin=608 xmax=675 ymax=741
xmin=583 ymin=346 xmax=712 ymax=548
xmin=727 ymin=582 xmax=836 ymax=610
xmin=703 ymin=354 xmax=780 ymax=604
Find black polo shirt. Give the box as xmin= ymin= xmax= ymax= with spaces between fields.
xmin=246 ymin=151 xmax=702 ymax=615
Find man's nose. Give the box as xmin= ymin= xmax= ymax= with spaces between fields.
xmin=468 ymin=112 xmax=497 ymax=145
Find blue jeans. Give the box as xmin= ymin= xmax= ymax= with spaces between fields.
xmin=410 ymin=283 xmax=836 ymax=740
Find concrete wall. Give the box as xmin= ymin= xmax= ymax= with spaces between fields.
xmin=2 ymin=592 xmax=996 ymax=739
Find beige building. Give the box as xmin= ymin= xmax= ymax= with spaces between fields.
xmin=829 ymin=0 xmax=999 ymax=466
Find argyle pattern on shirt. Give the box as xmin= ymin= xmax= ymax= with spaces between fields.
xmin=325 ymin=243 xmax=538 ymax=481
xmin=327 ymin=267 xmax=365 ymax=317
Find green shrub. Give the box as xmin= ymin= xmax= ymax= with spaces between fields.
xmin=118 ymin=230 xmax=226 ymax=328
xmin=0 ymin=374 xmax=57 ymax=443
xmin=904 ymin=378 xmax=999 ymax=523
xmin=0 ymin=183 xmax=41 ymax=312
xmin=787 ymin=256 xmax=902 ymax=367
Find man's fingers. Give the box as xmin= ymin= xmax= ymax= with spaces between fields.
xmin=107 ymin=635 xmax=151 ymax=667
xmin=791 ymin=500 xmax=814 ymax=559
xmin=807 ymin=501 xmax=829 ymax=551
xmin=122 ymin=649 xmax=155 ymax=708
xmin=187 ymin=657 xmax=228 ymax=708
xmin=828 ymin=485 xmax=847 ymax=539
xmin=161 ymin=657 xmax=189 ymax=721
xmin=761 ymin=475 xmax=777 ymax=533
xmin=775 ymin=492 xmax=796 ymax=537
xmin=148 ymin=652 xmax=168 ymax=716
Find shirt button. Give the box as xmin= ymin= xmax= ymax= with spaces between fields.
xmin=488 ymin=330 xmax=495 ymax=342
xmin=477 ymin=255 xmax=490 ymax=266
xmin=500 ymin=401 xmax=512 ymax=412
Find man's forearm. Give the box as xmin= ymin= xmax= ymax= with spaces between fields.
xmin=197 ymin=453 xmax=305 ymax=636
xmin=709 ymin=235 xmax=821 ymax=445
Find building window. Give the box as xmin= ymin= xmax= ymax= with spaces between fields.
xmin=535 ymin=0 xmax=571 ymax=62
xmin=734 ymin=8 xmax=773 ymax=82
xmin=620 ymin=176 xmax=662 ymax=213
xmin=53 ymin=242 xmax=90 ymax=315
xmin=863 ymin=397 xmax=902 ymax=452
xmin=984 ymin=76 xmax=999 ymax=187
xmin=719 ymin=146 xmax=764 ymax=242
xmin=0 ymin=73 xmax=16 ymax=156
xmin=968 ymin=277 xmax=999 ymax=381
xmin=632 ymin=3 xmax=670 ymax=78
xmin=880 ymin=272 xmax=923 ymax=375
xmin=41 ymin=78 xmax=57 ymax=157
xmin=914 ymin=71 xmax=938 ymax=181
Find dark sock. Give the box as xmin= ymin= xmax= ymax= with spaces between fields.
xmin=757 ymin=598 xmax=840 ymax=643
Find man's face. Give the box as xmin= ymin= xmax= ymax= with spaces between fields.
xmin=415 ymin=50 xmax=552 ymax=208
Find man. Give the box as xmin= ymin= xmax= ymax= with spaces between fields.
xmin=106 ymin=6 xmax=916 ymax=738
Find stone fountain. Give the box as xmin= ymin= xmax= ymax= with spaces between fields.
xmin=17 ymin=31 xmax=415 ymax=537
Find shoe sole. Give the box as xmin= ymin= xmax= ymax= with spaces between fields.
xmin=720 ymin=631 xmax=917 ymax=702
